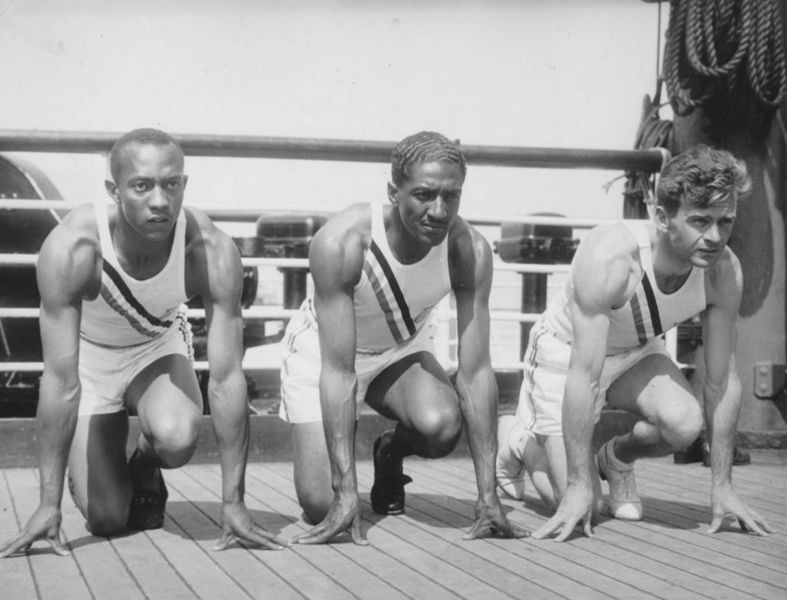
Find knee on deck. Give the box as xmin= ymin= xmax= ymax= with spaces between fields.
xmin=297 ymin=487 xmax=332 ymax=525
xmin=85 ymin=501 xmax=130 ymax=537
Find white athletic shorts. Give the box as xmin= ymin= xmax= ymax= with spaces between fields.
xmin=515 ymin=324 xmax=671 ymax=437
xmin=279 ymin=299 xmax=437 ymax=424
xmin=78 ymin=312 xmax=194 ymax=416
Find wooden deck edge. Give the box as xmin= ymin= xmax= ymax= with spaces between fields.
xmin=1 ymin=409 xmax=784 ymax=468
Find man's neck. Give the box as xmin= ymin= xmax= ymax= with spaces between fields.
xmin=651 ymin=237 xmax=693 ymax=294
xmin=111 ymin=223 xmax=174 ymax=280
xmin=383 ymin=205 xmax=431 ymax=265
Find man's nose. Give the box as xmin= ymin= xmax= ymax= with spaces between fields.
xmin=428 ymin=196 xmax=448 ymax=219
xmin=148 ymin=184 xmax=168 ymax=208
xmin=705 ymin=222 xmax=722 ymax=244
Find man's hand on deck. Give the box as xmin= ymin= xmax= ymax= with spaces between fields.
xmin=708 ymin=483 xmax=773 ymax=536
xmin=532 ymin=482 xmax=594 ymax=542
xmin=291 ymin=490 xmax=368 ymax=546
xmin=463 ymin=495 xmax=529 ymax=540
xmin=0 ymin=505 xmax=69 ymax=557
xmin=213 ymin=501 xmax=289 ymax=551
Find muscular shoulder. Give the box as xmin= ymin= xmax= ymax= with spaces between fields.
xmin=184 ymin=206 xmax=239 ymax=256
xmin=571 ymin=222 xmax=640 ymax=311
xmin=448 ymin=217 xmax=493 ymax=291
xmin=309 ymin=203 xmax=369 ymax=289
xmin=37 ymin=203 xmax=101 ymax=299
xmin=704 ymin=246 xmax=742 ymax=311
xmin=183 ymin=207 xmax=242 ymax=298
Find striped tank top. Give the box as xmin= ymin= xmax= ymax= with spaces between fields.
xmin=351 ymin=202 xmax=452 ymax=353
xmin=542 ymin=221 xmax=706 ymax=355
xmin=79 ymin=201 xmax=189 ymax=348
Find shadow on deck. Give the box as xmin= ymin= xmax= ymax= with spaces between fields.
xmin=1 ymin=451 xmax=785 ymax=600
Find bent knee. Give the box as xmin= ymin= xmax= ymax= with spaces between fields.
xmin=660 ymin=401 xmax=703 ymax=449
xmin=416 ymin=409 xmax=462 ymax=458
xmin=147 ymin=415 xmax=200 ymax=468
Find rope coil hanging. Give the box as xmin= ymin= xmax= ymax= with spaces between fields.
xmin=664 ymin=0 xmax=786 ymax=115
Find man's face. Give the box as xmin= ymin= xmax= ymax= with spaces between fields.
xmin=389 ymin=161 xmax=464 ymax=247
xmin=108 ymin=142 xmax=187 ymax=243
xmin=664 ymin=196 xmax=737 ymax=268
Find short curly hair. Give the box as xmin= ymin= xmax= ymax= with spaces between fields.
xmin=655 ymin=144 xmax=750 ymax=216
xmin=391 ymin=131 xmax=466 ymax=186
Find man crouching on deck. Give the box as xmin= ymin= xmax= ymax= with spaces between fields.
xmin=496 ymin=144 xmax=772 ymax=541
xmin=280 ymin=131 xmax=527 ymax=544
xmin=1 ymin=128 xmax=287 ymax=556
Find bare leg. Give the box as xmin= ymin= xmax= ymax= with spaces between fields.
xmin=67 ymin=412 xmax=132 ymax=536
xmin=126 ymin=354 xmax=203 ymax=470
xmin=291 ymin=421 xmax=333 ymax=524
xmin=599 ymin=353 xmax=702 ymax=520
xmin=605 ymin=353 xmax=703 ymax=464
xmin=364 ymin=352 xmax=462 ymax=515
xmin=126 ymin=354 xmax=202 ymax=530
xmin=365 ymin=351 xmax=462 ymax=460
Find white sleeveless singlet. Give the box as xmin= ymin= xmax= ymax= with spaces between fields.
xmin=541 ymin=221 xmax=706 ymax=355
xmin=349 ymin=202 xmax=451 ymax=353
xmin=79 ymin=201 xmax=188 ymax=348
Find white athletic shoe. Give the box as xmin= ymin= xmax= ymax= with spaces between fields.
xmin=596 ymin=439 xmax=643 ymax=521
xmin=496 ymin=414 xmax=527 ymax=500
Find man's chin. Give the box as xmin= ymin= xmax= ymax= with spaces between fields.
xmin=692 ymin=251 xmax=721 ymax=268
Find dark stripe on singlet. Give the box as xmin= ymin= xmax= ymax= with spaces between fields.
xmin=640 ymin=272 xmax=663 ymax=336
xmin=102 ymin=261 xmax=174 ymax=329
xmin=369 ymin=241 xmax=416 ymax=337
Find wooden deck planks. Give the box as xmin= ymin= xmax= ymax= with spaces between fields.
xmin=0 ymin=470 xmax=41 ymax=600
xmin=400 ymin=460 xmax=702 ymax=600
xmin=0 ymin=452 xmax=785 ymax=600
xmin=406 ymin=455 xmax=787 ymax=600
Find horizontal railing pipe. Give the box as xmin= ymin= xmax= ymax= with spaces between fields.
xmin=0 ymin=129 xmax=667 ymax=172
xmin=0 ymin=199 xmax=619 ymax=229
xmin=0 ymin=253 xmax=570 ymax=273
xmin=0 ymin=306 xmax=541 ymax=322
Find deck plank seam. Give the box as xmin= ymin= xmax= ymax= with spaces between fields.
xmin=176 ymin=466 xmax=417 ymax=600
xmin=404 ymin=462 xmax=784 ymax=599
xmin=232 ymin=464 xmax=508 ymax=600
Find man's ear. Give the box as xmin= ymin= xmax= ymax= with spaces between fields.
xmin=104 ymin=180 xmax=119 ymax=202
xmin=182 ymin=174 xmax=189 ymax=190
xmin=387 ymin=182 xmax=398 ymax=204
xmin=653 ymin=204 xmax=670 ymax=231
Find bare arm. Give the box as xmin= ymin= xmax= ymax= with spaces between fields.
xmin=702 ymin=251 xmax=771 ymax=535
xmin=533 ymin=226 xmax=631 ymax=541
xmin=292 ymin=214 xmax=366 ymax=545
xmin=189 ymin=212 xmax=286 ymax=550
xmin=1 ymin=217 xmax=97 ymax=557
xmin=452 ymin=223 xmax=527 ymax=539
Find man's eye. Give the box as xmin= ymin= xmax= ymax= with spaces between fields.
xmin=166 ymin=180 xmax=182 ymax=190
xmin=133 ymin=182 xmax=150 ymax=192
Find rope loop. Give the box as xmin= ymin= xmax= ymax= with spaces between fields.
xmin=663 ymin=0 xmax=786 ymax=113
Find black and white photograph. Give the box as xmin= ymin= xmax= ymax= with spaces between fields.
xmin=1 ymin=1 xmax=785 ymax=598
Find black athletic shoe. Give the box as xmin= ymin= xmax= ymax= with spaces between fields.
xmin=127 ymin=449 xmax=168 ymax=530
xmin=673 ymin=436 xmax=703 ymax=464
xmin=370 ymin=433 xmax=412 ymax=516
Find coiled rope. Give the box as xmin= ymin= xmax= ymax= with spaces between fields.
xmin=664 ymin=0 xmax=786 ymax=115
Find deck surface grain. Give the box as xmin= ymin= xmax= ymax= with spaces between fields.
xmin=1 ymin=452 xmax=785 ymax=600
